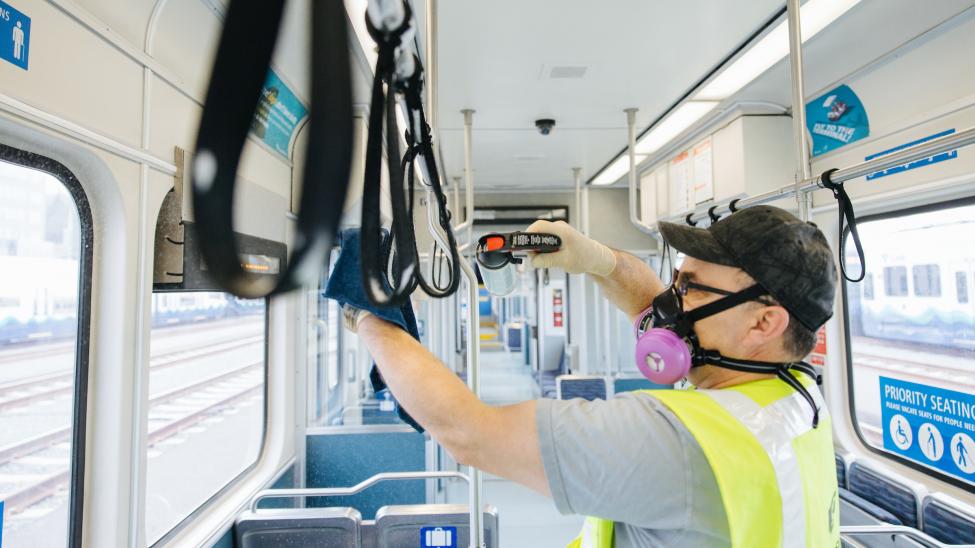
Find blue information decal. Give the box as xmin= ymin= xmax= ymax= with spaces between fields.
xmin=864 ymin=129 xmax=958 ymax=181
xmin=0 ymin=0 xmax=30 ymax=70
xmin=420 ymin=526 xmax=458 ymax=548
xmin=1 ymin=499 xmax=4 ymax=546
xmin=805 ymin=84 xmax=869 ymax=156
xmin=249 ymin=69 xmax=307 ymax=160
xmin=880 ymin=377 xmax=975 ymax=484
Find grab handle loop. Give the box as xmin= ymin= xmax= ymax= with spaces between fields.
xmin=819 ymin=168 xmax=866 ymax=282
xmin=190 ymin=0 xmax=353 ymax=299
xmin=360 ymin=8 xmax=418 ymax=307
xmin=361 ymin=0 xmax=461 ymax=305
xmin=707 ymin=205 xmax=721 ymax=223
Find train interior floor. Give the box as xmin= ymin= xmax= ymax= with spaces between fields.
xmin=477 ymin=349 xmax=540 ymax=405
xmin=445 ymin=348 xmax=584 ymax=546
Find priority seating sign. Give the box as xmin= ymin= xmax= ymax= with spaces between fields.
xmin=880 ymin=376 xmax=975 ymax=485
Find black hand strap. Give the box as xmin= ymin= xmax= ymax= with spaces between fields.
xmin=360 ymin=7 xmax=419 ymax=307
xmin=820 ymin=168 xmax=866 ymax=283
xmin=190 ymin=0 xmax=353 ymax=299
xmin=400 ymin=68 xmax=461 ymax=298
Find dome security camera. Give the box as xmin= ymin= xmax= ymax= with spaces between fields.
xmin=535 ymin=119 xmax=556 ymax=135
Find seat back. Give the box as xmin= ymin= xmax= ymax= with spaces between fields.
xmin=369 ymin=503 xmax=499 ymax=548
xmin=556 ymin=375 xmax=608 ymax=400
xmin=236 ymin=507 xmax=361 ymax=548
xmin=847 ymin=462 xmax=920 ymax=528
xmin=612 ymin=376 xmax=670 ymax=393
xmin=839 ymin=487 xmax=902 ymax=526
xmin=921 ymin=494 xmax=975 ymax=545
xmin=835 ymin=454 xmax=847 ymax=489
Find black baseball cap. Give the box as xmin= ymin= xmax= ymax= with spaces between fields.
xmin=658 ymin=205 xmax=837 ymax=330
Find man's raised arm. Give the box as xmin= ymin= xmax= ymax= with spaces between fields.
xmin=526 ymin=220 xmax=663 ymax=320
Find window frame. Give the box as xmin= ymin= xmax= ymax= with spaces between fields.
xmin=147 ymin=291 xmax=270 ymax=547
xmin=0 ymin=143 xmax=94 ymax=548
xmin=842 ymin=195 xmax=975 ymax=494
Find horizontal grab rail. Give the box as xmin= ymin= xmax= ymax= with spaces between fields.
xmin=839 ymin=525 xmax=970 ymax=548
xmin=654 ymin=125 xmax=975 ymax=229
xmin=249 ymin=470 xmax=470 ymax=512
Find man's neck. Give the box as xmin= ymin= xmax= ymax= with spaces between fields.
xmin=691 ymin=366 xmax=774 ymax=389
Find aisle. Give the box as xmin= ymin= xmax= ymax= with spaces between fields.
xmin=447 ymin=475 xmax=585 ymax=547
xmin=478 ymin=350 xmax=539 ymax=405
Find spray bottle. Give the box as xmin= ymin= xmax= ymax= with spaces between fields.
xmin=476 ymin=232 xmax=562 ymax=296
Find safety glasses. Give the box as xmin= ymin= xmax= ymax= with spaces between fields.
xmin=672 ymin=269 xmax=776 ymax=307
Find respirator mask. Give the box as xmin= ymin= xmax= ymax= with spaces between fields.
xmin=634 ymin=274 xmax=823 ymax=427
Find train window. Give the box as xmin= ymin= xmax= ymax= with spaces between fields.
xmin=957 ymin=272 xmax=969 ymax=304
xmin=845 ymin=200 xmax=975 ymax=488
xmin=144 ymin=292 xmax=266 ymax=544
xmin=912 ymin=264 xmax=941 ymax=297
xmin=883 ymin=266 xmax=909 ymax=296
xmin=863 ymin=274 xmax=875 ymax=300
xmin=307 ymin=276 xmax=342 ymax=425
xmin=0 ymin=152 xmax=91 ymax=548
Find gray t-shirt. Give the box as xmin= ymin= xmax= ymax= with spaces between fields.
xmin=536 ymin=392 xmax=731 ymax=547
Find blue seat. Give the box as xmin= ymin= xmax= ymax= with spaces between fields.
xmin=847 ymin=462 xmax=919 ymax=528
xmin=236 ymin=507 xmax=361 ymax=548
xmin=556 ymin=375 xmax=608 ymax=401
xmin=921 ymin=495 xmax=975 ymax=545
xmin=840 ymin=487 xmax=902 ymax=526
xmin=613 ymin=377 xmax=670 ymax=393
xmin=367 ymin=504 xmax=499 ymax=548
xmin=835 ymin=454 xmax=847 ymax=489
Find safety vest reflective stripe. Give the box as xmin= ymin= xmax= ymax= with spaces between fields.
xmin=702 ymin=388 xmax=826 ymax=548
xmin=568 ymin=376 xmax=839 ymax=548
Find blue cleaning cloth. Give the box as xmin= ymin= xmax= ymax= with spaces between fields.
xmin=324 ymin=228 xmax=424 ymax=432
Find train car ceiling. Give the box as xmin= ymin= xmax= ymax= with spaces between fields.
xmin=430 ymin=0 xmax=974 ymax=191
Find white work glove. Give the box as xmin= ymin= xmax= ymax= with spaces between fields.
xmin=524 ymin=220 xmax=617 ymax=276
xmin=341 ymin=305 xmax=372 ymax=333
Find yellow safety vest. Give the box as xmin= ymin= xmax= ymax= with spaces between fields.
xmin=568 ymin=376 xmax=839 ymax=548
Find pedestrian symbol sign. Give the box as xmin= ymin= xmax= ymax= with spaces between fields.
xmin=952 ymin=433 xmax=975 ymax=475
xmin=0 ymin=0 xmax=30 ymax=70
xmin=420 ymin=526 xmax=458 ymax=547
xmin=880 ymin=377 xmax=975 ymax=486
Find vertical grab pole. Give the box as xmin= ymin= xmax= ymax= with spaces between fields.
xmin=424 ymin=187 xmax=483 ymax=545
xmin=459 ymin=108 xmax=483 ymax=547
xmin=787 ymin=0 xmax=812 ymax=221
xmin=625 ymin=108 xmax=653 ymax=234
xmin=460 ymin=256 xmax=484 ymax=547
xmin=462 ymin=109 xmax=476 ymax=249
xmin=572 ymin=167 xmax=582 ymax=230
xmin=453 ymin=176 xmax=462 ymax=228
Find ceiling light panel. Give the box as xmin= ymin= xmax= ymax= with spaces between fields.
xmin=695 ymin=0 xmax=861 ymax=100
xmin=633 ymin=102 xmax=719 ymax=155
xmin=591 ymin=154 xmax=648 ymax=186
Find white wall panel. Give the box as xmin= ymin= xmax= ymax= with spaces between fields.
xmin=0 ymin=0 xmax=144 ymax=146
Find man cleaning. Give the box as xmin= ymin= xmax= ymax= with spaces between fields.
xmin=334 ymin=205 xmax=840 ymax=547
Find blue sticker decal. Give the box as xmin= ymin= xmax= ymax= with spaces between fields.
xmin=250 ymin=69 xmax=307 ymax=160
xmin=420 ymin=526 xmax=458 ymax=548
xmin=864 ymin=129 xmax=958 ymax=180
xmin=805 ymin=84 xmax=869 ymax=156
xmin=880 ymin=377 xmax=975 ymax=485
xmin=0 ymin=0 xmax=30 ymax=70
xmin=1 ymin=499 xmax=4 ymax=546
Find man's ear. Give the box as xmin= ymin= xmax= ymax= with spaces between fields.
xmin=747 ymin=305 xmax=791 ymax=345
